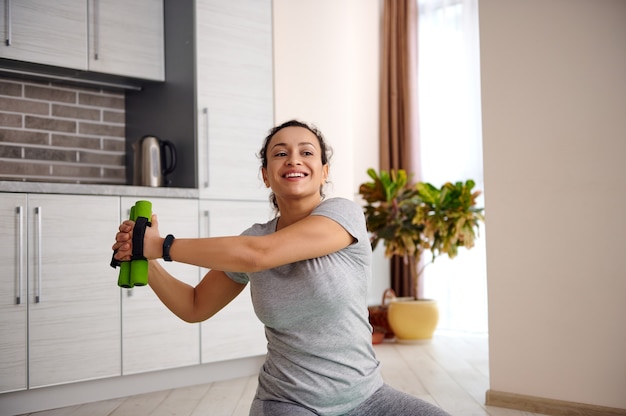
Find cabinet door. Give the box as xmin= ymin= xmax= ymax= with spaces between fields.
xmin=27 ymin=194 xmax=121 ymax=388
xmin=199 ymin=200 xmax=271 ymax=363
xmin=120 ymin=197 xmax=200 ymax=375
xmin=0 ymin=194 xmax=28 ymax=393
xmin=88 ymin=0 xmax=164 ymax=81
xmin=196 ymin=0 xmax=274 ymax=200
xmin=0 ymin=0 xmax=87 ymax=70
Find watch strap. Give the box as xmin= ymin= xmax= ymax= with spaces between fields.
xmin=163 ymin=234 xmax=175 ymax=262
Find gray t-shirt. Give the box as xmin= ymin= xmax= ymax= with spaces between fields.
xmin=225 ymin=197 xmax=383 ymax=415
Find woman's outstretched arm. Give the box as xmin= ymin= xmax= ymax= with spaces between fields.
xmin=147 ymin=261 xmax=246 ymax=323
xmin=113 ymin=213 xmax=354 ymax=273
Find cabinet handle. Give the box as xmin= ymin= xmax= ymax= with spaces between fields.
xmin=4 ymin=0 xmax=11 ymax=46
xmin=204 ymin=210 xmax=210 ymax=237
xmin=203 ymin=107 xmax=209 ymax=188
xmin=93 ymin=0 xmax=99 ymax=60
xmin=35 ymin=206 xmax=42 ymax=303
xmin=202 ymin=210 xmax=210 ymax=276
xmin=16 ymin=205 xmax=23 ymax=304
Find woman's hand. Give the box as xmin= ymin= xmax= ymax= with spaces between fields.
xmin=112 ymin=214 xmax=164 ymax=261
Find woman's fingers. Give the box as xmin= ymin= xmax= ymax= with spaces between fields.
xmin=119 ymin=220 xmax=135 ymax=232
xmin=112 ymin=241 xmax=130 ymax=251
xmin=112 ymin=216 xmax=159 ymax=261
xmin=116 ymin=230 xmax=131 ymax=242
xmin=112 ymin=241 xmax=131 ymax=260
xmin=113 ymin=220 xmax=135 ymax=260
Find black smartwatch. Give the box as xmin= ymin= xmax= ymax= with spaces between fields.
xmin=163 ymin=234 xmax=175 ymax=262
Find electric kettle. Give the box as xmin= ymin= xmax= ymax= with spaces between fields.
xmin=132 ymin=135 xmax=177 ymax=187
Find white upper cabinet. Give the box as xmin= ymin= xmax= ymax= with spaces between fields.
xmin=196 ymin=0 xmax=274 ymax=200
xmin=0 ymin=0 xmax=88 ymax=70
xmin=0 ymin=0 xmax=164 ymax=81
xmin=88 ymin=0 xmax=164 ymax=80
xmin=125 ymin=0 xmax=273 ymax=190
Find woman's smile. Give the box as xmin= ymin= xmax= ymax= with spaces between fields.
xmin=283 ymin=170 xmax=308 ymax=179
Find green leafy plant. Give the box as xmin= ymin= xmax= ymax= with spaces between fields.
xmin=359 ymin=168 xmax=484 ymax=300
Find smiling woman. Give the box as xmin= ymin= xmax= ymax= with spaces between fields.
xmin=111 ymin=119 xmax=450 ymax=416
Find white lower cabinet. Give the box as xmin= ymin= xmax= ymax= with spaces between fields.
xmin=1 ymin=193 xmax=271 ymax=401
xmin=120 ymin=197 xmax=201 ymax=375
xmin=0 ymin=193 xmax=121 ymax=392
xmin=28 ymin=194 xmax=122 ymax=388
xmin=199 ymin=199 xmax=272 ymax=363
xmin=0 ymin=193 xmax=28 ymax=393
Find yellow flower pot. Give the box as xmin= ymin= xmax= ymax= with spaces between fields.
xmin=388 ymin=299 xmax=439 ymax=342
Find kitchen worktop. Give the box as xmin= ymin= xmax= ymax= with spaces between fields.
xmin=0 ymin=181 xmax=199 ymax=199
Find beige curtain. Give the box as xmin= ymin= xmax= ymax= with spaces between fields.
xmin=380 ymin=0 xmax=420 ymax=298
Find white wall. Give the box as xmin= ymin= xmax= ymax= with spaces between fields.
xmin=273 ymin=0 xmax=389 ymax=304
xmin=479 ymin=0 xmax=626 ymax=409
xmin=275 ymin=0 xmax=626 ymax=410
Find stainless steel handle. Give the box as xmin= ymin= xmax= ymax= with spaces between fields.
xmin=35 ymin=206 xmax=42 ymax=303
xmin=16 ymin=205 xmax=23 ymax=304
xmin=202 ymin=209 xmax=210 ymax=276
xmin=93 ymin=0 xmax=99 ymax=60
xmin=203 ymin=107 xmax=210 ymax=188
xmin=4 ymin=0 xmax=11 ymax=46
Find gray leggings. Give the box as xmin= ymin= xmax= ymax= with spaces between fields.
xmin=249 ymin=384 xmax=451 ymax=416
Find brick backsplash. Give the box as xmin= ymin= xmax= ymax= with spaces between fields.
xmin=0 ymin=76 xmax=126 ymax=184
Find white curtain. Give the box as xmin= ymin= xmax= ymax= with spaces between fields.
xmin=416 ymin=0 xmax=488 ymax=333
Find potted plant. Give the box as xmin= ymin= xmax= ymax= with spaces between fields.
xmin=359 ymin=168 xmax=484 ymax=341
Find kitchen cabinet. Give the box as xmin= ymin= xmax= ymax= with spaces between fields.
xmin=0 ymin=0 xmax=87 ymax=70
xmin=125 ymin=0 xmax=273 ymax=191
xmin=87 ymin=0 xmax=164 ymax=81
xmin=0 ymin=193 xmax=121 ymax=392
xmin=195 ymin=0 xmax=274 ymax=200
xmin=27 ymin=194 xmax=121 ymax=388
xmin=0 ymin=194 xmax=27 ymax=393
xmin=199 ymin=199 xmax=272 ymax=363
xmin=120 ymin=197 xmax=201 ymax=375
xmin=0 ymin=0 xmax=164 ymax=81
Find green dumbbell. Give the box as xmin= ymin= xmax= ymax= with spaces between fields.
xmin=111 ymin=200 xmax=152 ymax=288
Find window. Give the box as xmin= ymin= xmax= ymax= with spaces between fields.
xmin=416 ymin=0 xmax=488 ymax=333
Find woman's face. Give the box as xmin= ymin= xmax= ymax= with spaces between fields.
xmin=261 ymin=126 xmax=329 ymax=204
